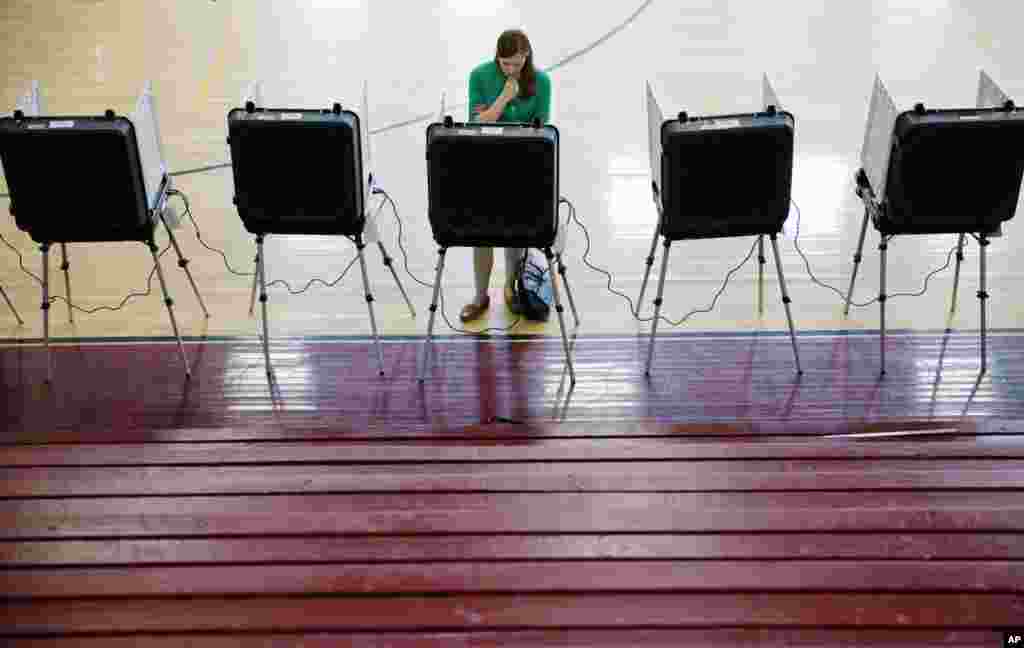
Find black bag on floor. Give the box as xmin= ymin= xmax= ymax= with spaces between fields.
xmin=513 ymin=249 xmax=553 ymax=321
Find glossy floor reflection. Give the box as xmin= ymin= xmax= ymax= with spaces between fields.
xmin=3 ymin=332 xmax=1023 ymax=438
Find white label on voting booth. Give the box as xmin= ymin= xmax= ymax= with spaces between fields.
xmin=49 ymin=121 xmax=75 ymax=128
xmin=482 ymin=127 xmax=503 ymax=136
xmin=700 ymin=119 xmax=741 ymax=130
xmin=280 ymin=113 xmax=303 ymax=121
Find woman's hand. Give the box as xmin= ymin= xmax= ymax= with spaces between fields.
xmin=476 ymin=78 xmax=518 ymax=122
xmin=499 ymin=77 xmax=519 ymax=101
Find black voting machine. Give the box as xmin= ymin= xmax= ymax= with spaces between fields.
xmin=426 ymin=118 xmax=559 ymax=248
xmin=847 ymin=98 xmax=1024 ymax=374
xmin=228 ymin=104 xmax=365 ymax=237
xmin=641 ymin=104 xmax=803 ymax=376
xmin=227 ymin=101 xmax=395 ymax=378
xmin=878 ymin=107 xmax=1023 ymax=235
xmin=659 ymin=111 xmax=794 ymax=241
xmin=0 ymin=109 xmax=205 ymax=382
xmin=419 ymin=116 xmax=576 ymax=384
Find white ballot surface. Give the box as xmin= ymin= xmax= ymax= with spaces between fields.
xmin=130 ymin=82 xmax=169 ymax=210
xmin=645 ymin=81 xmax=664 ymax=197
xmin=2 ymin=82 xmax=44 ymax=188
xmin=762 ymin=73 xmax=782 ymax=111
xmin=860 ymin=75 xmax=899 ymax=201
xmin=977 ymin=70 xmax=1010 ymax=109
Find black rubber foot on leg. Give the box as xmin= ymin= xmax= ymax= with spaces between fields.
xmin=379 ymin=370 xmax=385 ymax=377
xmin=797 ymin=369 xmax=804 ymax=375
xmin=185 ymin=372 xmax=192 ymax=381
xmin=880 ymin=369 xmax=887 ymax=376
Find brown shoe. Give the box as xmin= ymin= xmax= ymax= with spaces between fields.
xmin=459 ymin=294 xmax=490 ymax=322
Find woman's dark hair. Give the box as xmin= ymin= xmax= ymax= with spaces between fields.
xmin=494 ymin=29 xmax=536 ymax=99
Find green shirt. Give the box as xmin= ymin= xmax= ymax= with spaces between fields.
xmin=468 ymin=61 xmax=551 ymax=124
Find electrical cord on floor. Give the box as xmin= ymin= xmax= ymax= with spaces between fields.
xmin=437 ymin=282 xmax=524 ymax=336
xmin=377 ymin=189 xmax=434 ymax=289
xmin=265 ymin=255 xmax=360 ymax=295
xmin=790 ymin=199 xmax=958 ymax=307
xmin=1 ymin=229 xmax=170 ymax=313
xmin=561 ymin=197 xmax=757 ymax=327
xmin=168 ymin=188 xmax=359 ymax=296
xmin=1 ymin=230 xmax=44 ymax=286
xmin=377 ymin=187 xmax=524 ymax=335
xmin=55 ymin=245 xmax=170 ymax=314
xmin=169 ymin=189 xmax=253 ymax=278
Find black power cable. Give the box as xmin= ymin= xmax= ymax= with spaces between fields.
xmin=562 ymin=197 xmax=757 ymax=327
xmin=377 ymin=188 xmax=524 ymax=335
xmin=789 ymin=200 xmax=957 ymax=308
xmin=1 ymin=229 xmax=170 ymax=313
xmin=168 ymin=189 xmax=359 ymax=295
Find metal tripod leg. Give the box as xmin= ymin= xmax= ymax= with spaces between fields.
xmin=844 ymin=207 xmax=871 ymax=316
xmin=770 ymin=234 xmax=802 ymax=374
xmin=161 ymin=215 xmax=210 ymax=318
xmin=356 ymin=238 xmax=386 ymax=376
xmin=256 ymin=236 xmax=272 ymax=376
xmin=978 ymin=233 xmax=989 ymax=374
xmin=545 ymin=247 xmax=576 ymax=385
xmin=555 ymin=253 xmax=580 ymax=328
xmin=0 ymin=284 xmax=23 ymax=325
xmin=60 ymin=243 xmax=73 ymax=324
xmin=950 ymin=233 xmax=966 ymax=315
xmin=644 ymin=239 xmax=672 ymax=376
xmin=555 ymin=331 xmax=579 ymax=408
xmin=757 ymin=235 xmax=766 ymax=316
xmin=148 ymin=239 xmax=190 ymax=380
xmin=41 ymin=244 xmax=52 ymax=382
xmin=879 ymin=236 xmax=889 ymax=376
xmin=418 ymin=248 xmax=447 ymax=382
xmin=248 ymin=251 xmax=260 ymax=316
xmin=636 ymin=222 xmax=661 ymax=314
xmin=377 ymin=240 xmax=416 ymax=318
